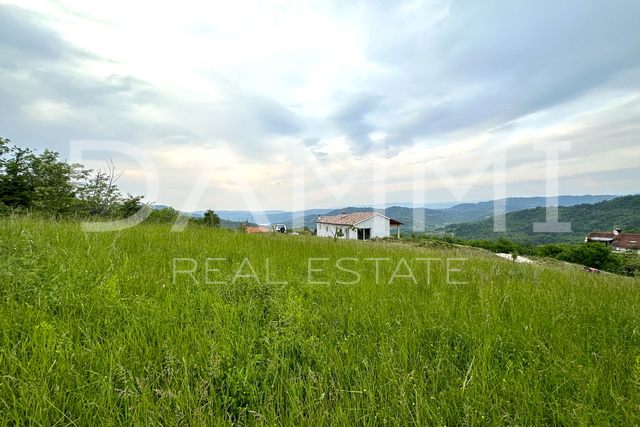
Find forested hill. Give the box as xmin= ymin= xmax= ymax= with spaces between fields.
xmin=444 ymin=194 xmax=640 ymax=244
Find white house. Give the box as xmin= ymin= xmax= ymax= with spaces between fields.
xmin=315 ymin=212 xmax=403 ymax=240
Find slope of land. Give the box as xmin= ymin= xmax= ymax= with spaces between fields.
xmin=444 ymin=194 xmax=640 ymax=244
xmin=1 ymin=217 xmax=638 ymax=425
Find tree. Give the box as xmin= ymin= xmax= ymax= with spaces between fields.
xmin=494 ymin=237 xmax=517 ymax=254
xmin=616 ymin=253 xmax=640 ymax=277
xmin=0 ymin=142 xmax=88 ymax=215
xmin=203 ymin=209 xmax=221 ymax=227
xmin=334 ymin=227 xmax=344 ymax=240
xmin=75 ymin=159 xmax=124 ymax=216
xmin=117 ymin=194 xmax=145 ymax=218
xmin=536 ymin=244 xmax=566 ymax=258
xmin=328 ymin=225 xmax=356 ymax=240
xmin=0 ymin=145 xmax=35 ymax=209
xmin=145 ymin=206 xmax=180 ymax=223
xmin=0 ymin=137 xmax=148 ymax=219
xmin=558 ymin=242 xmax=620 ymax=271
xmin=0 ymin=137 xmax=9 ymax=157
xmin=30 ymin=149 xmax=85 ymax=215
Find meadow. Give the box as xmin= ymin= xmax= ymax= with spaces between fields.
xmin=1 ymin=216 xmax=639 ymax=426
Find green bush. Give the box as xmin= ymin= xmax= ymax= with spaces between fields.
xmin=557 ymin=242 xmax=620 ymax=271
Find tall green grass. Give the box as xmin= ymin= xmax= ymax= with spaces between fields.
xmin=1 ymin=216 xmax=639 ymax=426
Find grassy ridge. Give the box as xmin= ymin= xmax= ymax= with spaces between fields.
xmin=1 ymin=217 xmax=639 ymax=426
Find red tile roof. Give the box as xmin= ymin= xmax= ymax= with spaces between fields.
xmin=246 ymin=226 xmax=270 ymax=233
xmin=316 ymin=212 xmax=375 ymax=225
xmin=316 ymin=212 xmax=403 ymax=226
xmin=587 ymin=232 xmax=640 ymax=248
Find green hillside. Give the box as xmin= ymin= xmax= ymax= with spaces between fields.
xmin=1 ymin=217 xmax=639 ymax=425
xmin=445 ymin=194 xmax=640 ymax=244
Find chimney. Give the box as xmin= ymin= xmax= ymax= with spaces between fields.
xmin=615 ymin=227 xmax=622 ymax=234
xmin=342 ymin=210 xmax=347 ymax=218
xmin=317 ymin=214 xmax=322 ymax=221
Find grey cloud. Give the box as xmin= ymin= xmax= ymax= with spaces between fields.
xmin=350 ymin=0 xmax=640 ymax=146
xmin=177 ymin=91 xmax=304 ymax=154
xmin=249 ymin=96 xmax=303 ymax=135
xmin=302 ymin=137 xmax=320 ymax=147
xmin=0 ymin=5 xmax=152 ymax=151
xmin=3 ymin=0 xmax=640 ymax=207
xmin=0 ymin=62 xmax=305 ymax=159
xmin=511 ymin=167 xmax=640 ymax=199
xmin=499 ymin=95 xmax=640 ymax=173
xmin=0 ymin=4 xmax=99 ymax=65
xmin=28 ymin=70 xmax=153 ymax=107
xmin=330 ymin=92 xmax=384 ymax=155
xmin=0 ymin=64 xmax=177 ymax=151
xmin=0 ymin=5 xmax=305 ymax=161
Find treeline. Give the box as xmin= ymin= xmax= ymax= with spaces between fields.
xmin=417 ymin=234 xmax=640 ymax=276
xmin=0 ymin=137 xmax=141 ymax=217
xmin=140 ymin=206 xmax=223 ymax=227
xmin=0 ymin=137 xmax=221 ymax=226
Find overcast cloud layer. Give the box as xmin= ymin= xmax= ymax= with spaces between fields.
xmin=1 ymin=0 xmax=639 ymax=211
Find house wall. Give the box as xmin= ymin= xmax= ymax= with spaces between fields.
xmin=612 ymin=246 xmax=640 ymax=254
xmin=355 ymin=214 xmax=390 ymax=239
xmin=316 ymin=223 xmax=349 ymax=239
xmin=316 ymin=214 xmax=392 ymax=239
xmin=346 ymin=227 xmax=357 ymax=239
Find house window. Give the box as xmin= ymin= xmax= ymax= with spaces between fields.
xmin=357 ymin=228 xmax=371 ymax=240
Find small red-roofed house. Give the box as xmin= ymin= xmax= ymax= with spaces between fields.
xmin=246 ymin=226 xmax=270 ymax=233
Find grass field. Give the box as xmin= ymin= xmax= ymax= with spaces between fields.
xmin=1 ymin=216 xmax=639 ymax=426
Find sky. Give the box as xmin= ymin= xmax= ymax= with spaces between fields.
xmin=1 ymin=0 xmax=639 ymax=211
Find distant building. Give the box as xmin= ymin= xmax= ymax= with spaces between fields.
xmin=315 ymin=211 xmax=403 ymax=240
xmin=246 ymin=226 xmax=270 ymax=233
xmin=585 ymin=228 xmax=640 ymax=254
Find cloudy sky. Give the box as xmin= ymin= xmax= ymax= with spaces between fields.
xmin=1 ymin=0 xmax=639 ymax=211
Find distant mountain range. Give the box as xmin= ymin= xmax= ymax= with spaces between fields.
xmin=187 ymin=202 xmax=464 ymax=223
xmin=153 ymin=195 xmax=620 ymax=231
xmin=444 ymin=194 xmax=640 ymax=244
xmin=213 ymin=208 xmax=334 ymax=225
xmin=279 ymin=195 xmax=620 ymax=231
xmin=155 ymin=195 xmax=619 ymax=233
